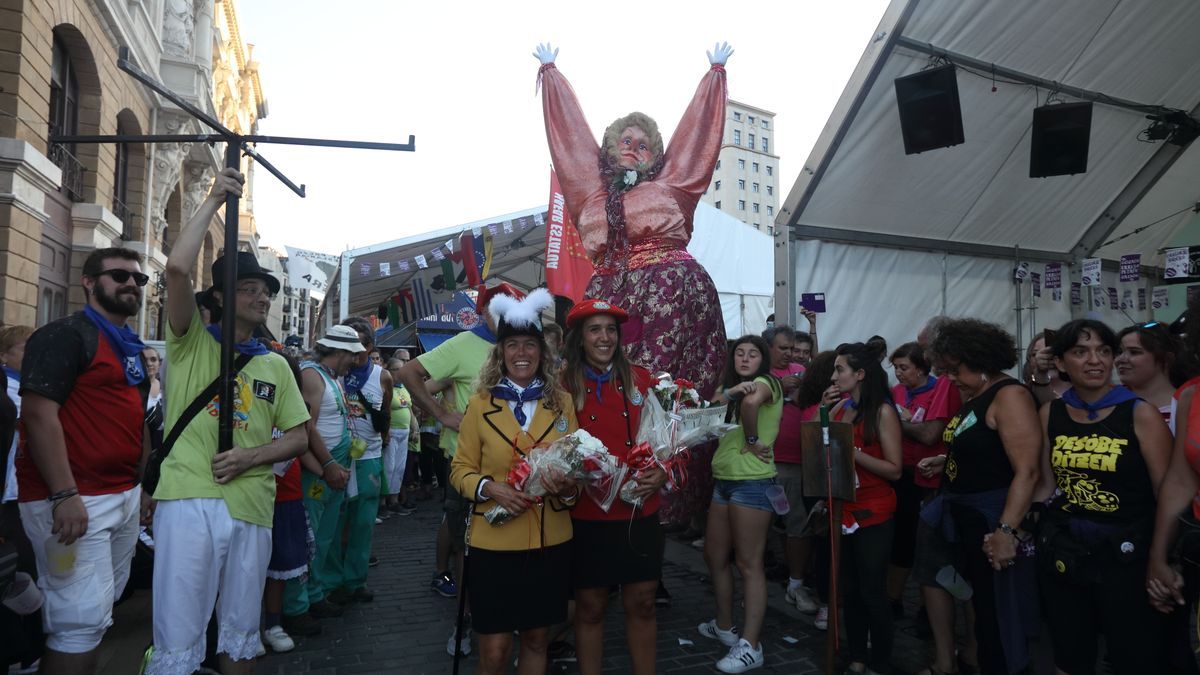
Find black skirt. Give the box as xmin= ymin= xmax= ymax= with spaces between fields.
xmin=570 ymin=515 xmax=664 ymax=589
xmin=466 ymin=543 xmax=570 ymax=634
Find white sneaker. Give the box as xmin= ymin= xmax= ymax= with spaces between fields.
xmin=374 ymin=517 xmax=384 ymax=525
xmin=697 ymin=618 xmax=740 ymax=647
xmin=716 ymin=638 xmax=764 ymax=673
xmin=814 ymin=604 xmax=829 ymax=630
xmin=787 ymin=584 xmax=818 ymax=613
xmin=255 ymin=639 xmax=267 ymax=658
xmin=262 ymin=625 xmax=295 ymax=653
xmin=447 ymin=625 xmax=472 ymax=656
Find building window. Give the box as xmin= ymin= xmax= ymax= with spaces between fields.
xmin=753 ymin=203 xmax=760 ymax=213
xmin=112 ymin=134 xmax=131 ymax=239
xmin=715 ymin=200 xmax=721 ymax=209
xmin=762 ymin=119 xmax=770 ymax=129
xmin=752 ymin=183 xmax=759 ymax=193
xmin=49 ymin=35 xmax=84 ymax=202
xmin=748 ymin=133 xmax=755 ymax=148
xmin=716 ymin=159 xmax=721 ymax=170
xmin=733 ymin=111 xmax=742 ymax=121
xmin=752 ymin=162 xmax=759 ymax=173
xmin=733 ymin=129 xmax=741 ymax=145
xmin=766 ymin=165 xmax=773 ymax=176
xmin=766 ymin=185 xmax=773 ymax=195
xmin=767 ymin=205 xmax=774 ymax=216
xmin=748 ymin=115 xmax=755 ymax=125
xmin=762 ymin=137 xmax=769 ymax=152
xmin=737 ymin=179 xmax=745 ymax=190
xmin=737 ymin=200 xmax=745 ymax=211
xmin=714 ymin=180 xmax=721 ymax=191
xmin=737 ymin=159 xmax=745 ymax=170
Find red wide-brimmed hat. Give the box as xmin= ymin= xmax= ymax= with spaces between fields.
xmin=566 ymin=298 xmax=629 ymax=330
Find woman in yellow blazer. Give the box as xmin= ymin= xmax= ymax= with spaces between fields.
xmin=450 ymin=288 xmax=579 ymax=675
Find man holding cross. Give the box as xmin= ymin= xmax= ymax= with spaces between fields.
xmin=147 ymin=168 xmax=310 ymax=675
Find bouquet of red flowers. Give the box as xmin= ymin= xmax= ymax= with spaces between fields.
xmin=484 ymin=429 xmax=626 ymax=525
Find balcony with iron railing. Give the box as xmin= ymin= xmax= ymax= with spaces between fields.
xmin=112 ymin=196 xmax=135 ymax=240
xmin=47 ymin=131 xmax=85 ymax=202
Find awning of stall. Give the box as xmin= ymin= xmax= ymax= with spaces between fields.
xmin=778 ymin=0 xmax=1200 ymax=266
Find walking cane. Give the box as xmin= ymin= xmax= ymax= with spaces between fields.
xmin=820 ymin=405 xmax=842 ymax=675
xmin=452 ymin=512 xmax=472 ymax=675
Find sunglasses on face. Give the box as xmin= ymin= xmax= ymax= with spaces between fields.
xmin=97 ymin=269 xmax=150 ymax=286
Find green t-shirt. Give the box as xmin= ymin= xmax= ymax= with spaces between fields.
xmin=416 ymin=330 xmax=492 ymax=457
xmin=711 ymin=376 xmax=782 ymax=481
xmin=390 ymin=386 xmax=412 ymax=430
xmin=155 ymin=310 xmax=310 ymax=527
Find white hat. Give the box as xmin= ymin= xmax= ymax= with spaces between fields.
xmin=316 ymin=325 xmax=366 ymax=353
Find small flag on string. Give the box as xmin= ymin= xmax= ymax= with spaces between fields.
xmin=398 ymin=260 xmax=410 ymax=272
xmin=533 ymin=212 xmax=545 ymax=226
xmin=431 ymin=248 xmax=445 ymax=262
xmin=444 ymin=240 xmax=454 ymax=253
xmin=415 ymin=254 xmax=428 ymax=269
xmin=379 ymin=262 xmax=391 ymax=277
xmin=1081 ymin=258 xmax=1101 ymax=287
xmin=488 ymin=223 xmax=499 ymax=235
xmin=503 ymin=221 xmax=514 ymax=234
xmin=360 ymin=262 xmax=371 ymax=276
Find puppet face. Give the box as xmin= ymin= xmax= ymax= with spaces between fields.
xmin=614 ymin=126 xmax=655 ymax=170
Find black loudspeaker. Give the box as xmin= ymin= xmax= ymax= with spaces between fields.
xmin=1030 ymin=102 xmax=1092 ymax=177
xmin=894 ymin=64 xmax=965 ymax=155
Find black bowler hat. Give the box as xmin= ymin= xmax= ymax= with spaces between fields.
xmin=209 ymin=251 xmax=280 ymax=295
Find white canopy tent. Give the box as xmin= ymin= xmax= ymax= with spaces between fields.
xmin=776 ymin=0 xmax=1200 ymax=353
xmin=320 ymin=202 xmax=773 ymax=340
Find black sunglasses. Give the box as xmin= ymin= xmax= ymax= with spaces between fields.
xmin=97 ymin=269 xmax=150 ymax=286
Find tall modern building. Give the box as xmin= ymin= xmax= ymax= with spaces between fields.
xmin=700 ymin=100 xmax=780 ymax=233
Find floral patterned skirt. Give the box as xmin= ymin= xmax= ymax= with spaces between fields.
xmin=587 ymin=248 xmax=727 ymax=526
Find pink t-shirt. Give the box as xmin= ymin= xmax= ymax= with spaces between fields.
xmin=772 ymin=364 xmax=807 ymax=464
xmin=892 ymin=376 xmax=961 ymax=488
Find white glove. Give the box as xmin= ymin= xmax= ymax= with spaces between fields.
xmin=707 ymin=41 xmax=734 ymax=66
xmin=533 ymin=43 xmax=559 ymax=65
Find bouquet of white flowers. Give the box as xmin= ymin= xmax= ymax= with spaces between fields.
xmin=484 ymin=429 xmax=626 ymax=526
xmin=619 ymin=373 xmax=738 ymax=507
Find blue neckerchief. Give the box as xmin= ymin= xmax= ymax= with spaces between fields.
xmin=490 ymin=377 xmax=545 ymax=427
xmin=584 ymin=366 xmax=613 ymax=404
xmin=1061 ymin=385 xmax=1140 ymax=420
xmin=205 ymin=324 xmax=269 ymax=357
xmin=344 ymin=359 xmax=373 ymax=396
xmin=3 ymin=366 xmax=19 ymax=383
xmin=470 ymin=323 xmax=497 ymax=344
xmin=905 ymin=375 xmax=937 ymax=407
xmin=844 ymin=396 xmax=858 ymax=410
xmin=83 ymin=305 xmax=145 ymax=386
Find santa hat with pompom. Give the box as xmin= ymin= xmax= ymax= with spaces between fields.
xmin=489 ymin=287 xmax=554 ymax=342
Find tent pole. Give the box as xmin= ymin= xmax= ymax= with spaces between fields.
xmin=1014 ymin=246 xmax=1023 ymax=362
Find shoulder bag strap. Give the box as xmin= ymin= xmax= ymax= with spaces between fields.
xmin=160 ymin=352 xmax=254 ymax=454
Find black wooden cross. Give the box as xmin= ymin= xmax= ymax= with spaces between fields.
xmin=53 ymin=46 xmax=415 ymax=456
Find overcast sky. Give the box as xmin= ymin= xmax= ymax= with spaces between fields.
xmin=236 ymin=0 xmax=891 ymax=256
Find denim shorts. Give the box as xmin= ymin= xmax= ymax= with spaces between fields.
xmin=711 ymin=478 xmax=775 ymax=512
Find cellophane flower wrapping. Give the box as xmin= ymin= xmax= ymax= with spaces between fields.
xmin=483 ymin=429 xmax=626 ymax=525
xmin=619 ymin=373 xmax=739 ymax=507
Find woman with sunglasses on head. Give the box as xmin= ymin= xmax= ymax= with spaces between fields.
xmin=1038 ymin=319 xmax=1173 ymax=674
xmin=828 ymin=343 xmax=903 ymax=675
xmin=698 ymin=335 xmax=782 ymax=673
xmin=1115 ymin=322 xmax=1196 ymax=426
xmin=560 ymin=299 xmax=664 ymax=675
xmin=921 ymin=319 xmax=1041 ymax=675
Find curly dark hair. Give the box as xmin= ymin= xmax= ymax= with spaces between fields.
xmin=795 ymin=350 xmax=837 ymax=409
xmin=929 ymin=318 xmax=1017 ymax=374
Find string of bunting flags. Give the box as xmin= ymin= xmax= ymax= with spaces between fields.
xmin=1012 ymin=246 xmax=1199 ymax=314
xmin=361 ymin=211 xmax=548 ymax=325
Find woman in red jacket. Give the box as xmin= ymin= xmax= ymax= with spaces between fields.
xmin=562 ymin=299 xmax=667 ymax=675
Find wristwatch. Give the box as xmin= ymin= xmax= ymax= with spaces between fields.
xmin=746 ymin=435 xmax=759 ymax=445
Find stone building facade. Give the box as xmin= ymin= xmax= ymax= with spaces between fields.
xmin=0 ymin=0 xmax=270 ymax=339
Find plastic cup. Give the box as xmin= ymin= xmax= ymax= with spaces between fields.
xmin=935 ymin=564 xmax=973 ymax=600
xmin=766 ymin=484 xmax=790 ymax=515
xmin=44 ymin=536 xmax=77 ymax=577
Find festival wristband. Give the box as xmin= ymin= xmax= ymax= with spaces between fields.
xmin=47 ymin=487 xmax=79 ymax=503
xmin=321 ymin=458 xmax=337 ymax=469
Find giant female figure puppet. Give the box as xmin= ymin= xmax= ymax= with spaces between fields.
xmin=535 ymin=42 xmax=732 ymax=399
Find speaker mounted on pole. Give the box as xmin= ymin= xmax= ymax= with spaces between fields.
xmin=1030 ymin=102 xmax=1092 ymax=178
xmin=894 ymin=64 xmax=965 ymax=155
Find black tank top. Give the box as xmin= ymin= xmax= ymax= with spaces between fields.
xmin=1047 ymin=398 xmax=1154 ymax=524
xmin=942 ymin=379 xmax=1029 ymax=494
